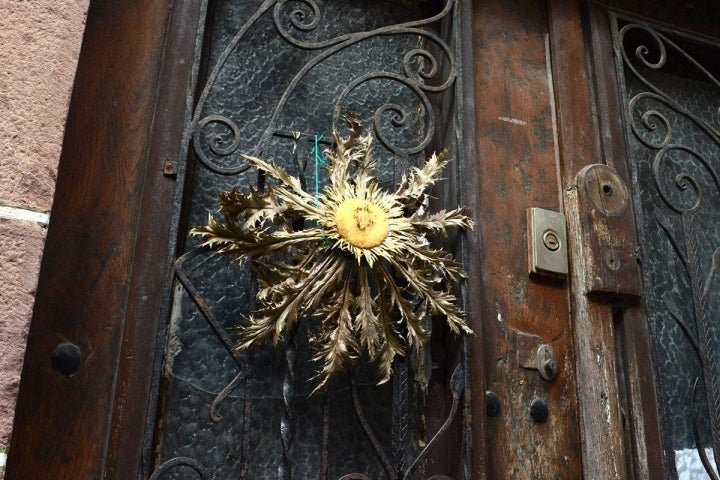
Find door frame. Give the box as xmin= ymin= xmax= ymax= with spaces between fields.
xmin=6 ymin=0 xmax=205 ymax=478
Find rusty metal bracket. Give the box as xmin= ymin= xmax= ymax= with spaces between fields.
xmin=573 ymin=164 xmax=641 ymax=299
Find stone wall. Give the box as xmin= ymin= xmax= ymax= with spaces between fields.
xmin=0 ymin=1 xmax=90 ymax=476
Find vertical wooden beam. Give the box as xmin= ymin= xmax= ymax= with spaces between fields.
xmin=104 ymin=1 xmax=207 ymax=478
xmin=584 ymin=4 xmax=666 ymax=478
xmin=6 ymin=1 xmax=175 ymax=478
xmin=547 ymin=0 xmax=628 ymax=478
xmin=459 ymin=0 xmax=488 ymax=477
xmin=473 ymin=0 xmax=583 ymax=477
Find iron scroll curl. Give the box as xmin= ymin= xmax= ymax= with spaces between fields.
xmin=191 ymin=0 xmax=457 ymax=175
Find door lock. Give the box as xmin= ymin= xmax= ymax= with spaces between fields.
xmin=527 ymin=208 xmax=568 ymax=279
xmin=542 ymin=230 xmax=561 ymax=251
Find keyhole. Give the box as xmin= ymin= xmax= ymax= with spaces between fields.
xmin=542 ymin=230 xmax=560 ymax=251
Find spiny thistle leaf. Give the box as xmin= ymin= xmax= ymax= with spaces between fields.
xmin=375 ymin=287 xmax=405 ymax=384
xmin=311 ymin=283 xmax=359 ymax=392
xmin=354 ymin=264 xmax=382 ymax=358
xmin=395 ymin=151 xmax=447 ymax=204
xmin=412 ymin=207 xmax=474 ymax=234
xmin=218 ymin=187 xmax=288 ymax=229
xmin=191 ymin=122 xmax=473 ymax=390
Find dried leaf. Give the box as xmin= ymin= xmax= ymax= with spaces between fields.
xmin=411 ymin=207 xmax=474 ymax=234
xmin=377 ymin=262 xmax=428 ymax=349
xmin=395 ymin=151 xmax=447 ymax=204
xmin=354 ymin=263 xmax=382 ymax=357
xmin=312 ymin=282 xmax=359 ymax=390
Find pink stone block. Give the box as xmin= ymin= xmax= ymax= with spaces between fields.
xmin=0 ymin=219 xmax=46 ymax=447
xmin=0 ymin=1 xmax=89 ymax=212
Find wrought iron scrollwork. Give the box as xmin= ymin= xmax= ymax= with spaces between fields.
xmin=619 ymin=22 xmax=720 ymax=110
xmin=345 ymin=364 xmax=464 ymax=480
xmin=149 ymin=457 xmax=212 ymax=480
xmin=150 ymin=1 xmax=469 ymax=478
xmin=652 ymin=145 xmax=720 ymax=214
xmin=403 ymin=364 xmax=464 ymax=479
xmin=614 ymin=14 xmax=720 ymax=478
xmin=191 ymin=0 xmax=457 ymax=175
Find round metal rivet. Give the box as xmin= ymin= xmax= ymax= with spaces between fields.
xmin=530 ymin=398 xmax=549 ymax=423
xmin=51 ymin=343 xmax=82 ymax=376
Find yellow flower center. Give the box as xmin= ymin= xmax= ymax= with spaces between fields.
xmin=334 ymin=199 xmax=389 ymax=249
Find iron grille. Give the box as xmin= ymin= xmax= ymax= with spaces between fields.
xmin=612 ymin=12 xmax=720 ymax=479
xmin=148 ymin=1 xmax=472 ymax=478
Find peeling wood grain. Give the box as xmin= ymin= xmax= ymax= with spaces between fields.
xmin=585 ymin=3 xmax=667 ymax=477
xmin=574 ymin=164 xmax=641 ymax=299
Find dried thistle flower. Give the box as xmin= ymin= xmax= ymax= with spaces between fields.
xmin=191 ymin=121 xmax=473 ymax=389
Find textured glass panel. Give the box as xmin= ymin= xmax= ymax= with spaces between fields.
xmin=151 ymin=1 xmax=465 ymax=479
xmin=614 ymin=16 xmax=720 ymax=478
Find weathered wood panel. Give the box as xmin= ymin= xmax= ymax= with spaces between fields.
xmin=473 ymin=1 xmax=583 ymax=477
xmin=584 ymin=4 xmax=666 ymax=478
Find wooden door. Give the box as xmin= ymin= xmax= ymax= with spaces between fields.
xmin=584 ymin=3 xmax=720 ymax=479
xmin=149 ymin=1 xmax=473 ymax=479
xmin=477 ymin=2 xmax=720 ymax=478
xmin=9 ymin=0 xmax=720 ymax=479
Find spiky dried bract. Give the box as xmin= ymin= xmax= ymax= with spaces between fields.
xmin=191 ymin=124 xmax=474 ymax=390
